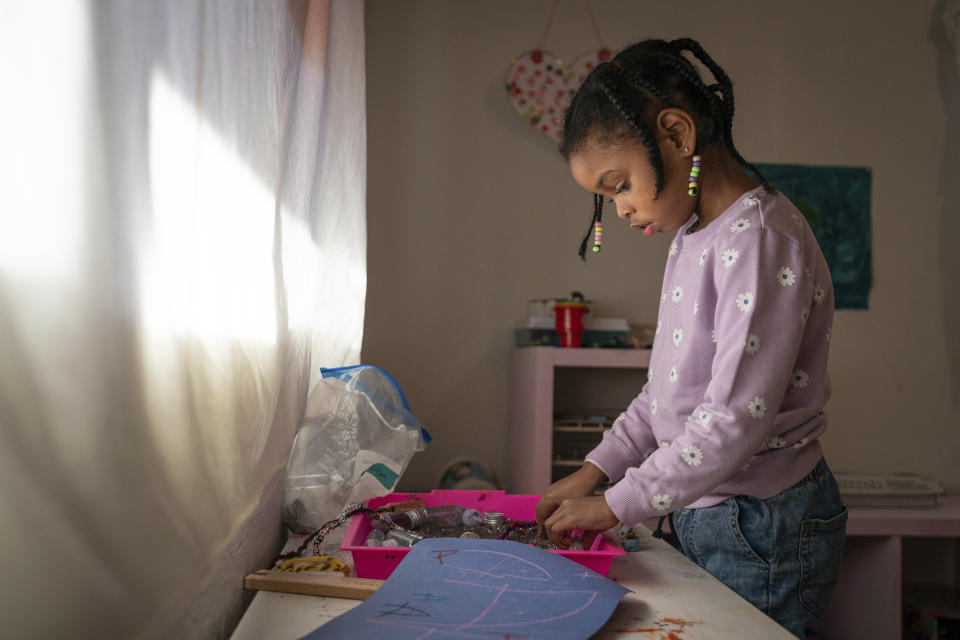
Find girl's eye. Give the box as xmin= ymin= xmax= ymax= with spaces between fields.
xmin=614 ymin=183 xmax=628 ymax=195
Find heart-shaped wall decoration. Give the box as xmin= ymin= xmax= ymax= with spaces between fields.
xmin=505 ymin=47 xmax=611 ymax=142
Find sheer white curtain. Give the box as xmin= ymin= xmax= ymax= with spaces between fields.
xmin=0 ymin=1 xmax=366 ymax=637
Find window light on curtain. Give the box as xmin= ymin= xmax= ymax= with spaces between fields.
xmin=0 ymin=1 xmax=366 ymax=637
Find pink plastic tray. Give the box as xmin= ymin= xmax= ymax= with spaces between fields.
xmin=341 ymin=490 xmax=625 ymax=579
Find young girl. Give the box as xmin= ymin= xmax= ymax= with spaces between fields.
xmin=534 ymin=38 xmax=847 ymax=637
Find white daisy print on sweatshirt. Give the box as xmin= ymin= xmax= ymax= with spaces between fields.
xmin=791 ymin=212 xmax=803 ymax=225
xmin=693 ymin=301 xmax=699 ymax=315
xmin=745 ymin=334 xmax=760 ymax=354
xmin=767 ymin=435 xmax=787 ymax=449
xmin=800 ymin=306 xmax=810 ymax=324
xmin=721 ymin=248 xmax=740 ymax=268
xmin=793 ymin=437 xmax=809 ymax=449
xmin=697 ymin=409 xmax=712 ymax=428
xmin=790 ymin=369 xmax=810 ymax=388
xmin=672 ymin=328 xmax=684 ymax=346
xmin=669 ymin=242 xmax=679 ymax=256
xmin=682 ymin=445 xmax=704 ymax=466
xmin=731 ymin=218 xmax=752 ymax=233
xmin=747 ymin=396 xmax=767 ymax=419
xmin=743 ymin=195 xmax=759 ymax=207
xmin=652 ymin=494 xmax=673 ymax=511
xmin=736 ymin=292 xmax=754 ymax=313
xmin=813 ymin=286 xmax=825 ymax=305
xmin=651 ymin=398 xmax=658 ymax=415
xmin=656 ymin=320 xmax=662 ymax=334
xmin=672 ymin=286 xmax=683 ymax=303
xmin=711 ymin=329 xmax=717 ymax=343
xmin=647 ymin=367 xmax=653 ymax=381
xmin=777 ymin=266 xmax=797 ymax=287
xmin=659 ymin=441 xmax=671 ymax=448
xmin=699 ymin=249 xmax=708 ymax=266
xmin=668 ymin=366 xmax=679 ymax=384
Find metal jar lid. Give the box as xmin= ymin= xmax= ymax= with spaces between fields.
xmin=481 ymin=511 xmax=505 ymax=526
xmin=386 ymin=529 xmax=424 ymax=547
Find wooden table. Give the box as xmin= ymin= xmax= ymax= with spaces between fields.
xmin=231 ymin=525 xmax=795 ymax=639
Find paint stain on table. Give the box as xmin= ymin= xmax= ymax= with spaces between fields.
xmin=612 ymin=616 xmax=703 ymax=638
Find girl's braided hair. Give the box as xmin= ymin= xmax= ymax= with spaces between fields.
xmin=561 ymin=38 xmax=771 ymax=259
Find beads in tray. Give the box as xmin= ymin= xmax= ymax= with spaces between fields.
xmin=364 ymin=509 xmax=561 ymax=550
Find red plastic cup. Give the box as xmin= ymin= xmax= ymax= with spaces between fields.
xmin=554 ymin=301 xmax=587 ymax=348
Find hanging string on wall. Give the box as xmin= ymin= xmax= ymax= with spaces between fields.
xmin=505 ymin=0 xmax=611 ymax=142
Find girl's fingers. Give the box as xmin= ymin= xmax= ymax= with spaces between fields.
xmin=535 ymin=499 xmax=559 ymax=535
xmin=544 ymin=509 xmax=573 ymax=547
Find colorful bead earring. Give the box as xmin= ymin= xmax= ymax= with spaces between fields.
xmin=688 ymin=155 xmax=701 ymax=197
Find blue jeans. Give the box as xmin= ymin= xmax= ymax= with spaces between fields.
xmin=670 ymin=458 xmax=847 ymax=638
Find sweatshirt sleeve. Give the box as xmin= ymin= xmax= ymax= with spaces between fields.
xmin=584 ymin=385 xmax=659 ymax=482
xmin=603 ymin=226 xmax=811 ymax=526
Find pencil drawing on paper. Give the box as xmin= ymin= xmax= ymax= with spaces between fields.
xmin=302 ymin=538 xmax=629 ymax=639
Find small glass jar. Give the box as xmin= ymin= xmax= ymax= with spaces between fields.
xmin=478 ymin=511 xmax=506 ymax=538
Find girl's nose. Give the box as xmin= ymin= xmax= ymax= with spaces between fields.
xmin=615 ymin=202 xmax=630 ymax=219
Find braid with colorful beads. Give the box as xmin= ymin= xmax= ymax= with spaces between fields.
xmin=669 ymin=38 xmax=771 ymax=191
xmin=578 ymin=193 xmax=605 ymax=259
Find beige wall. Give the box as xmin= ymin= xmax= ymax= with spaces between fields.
xmin=363 ymin=0 xmax=960 ymax=494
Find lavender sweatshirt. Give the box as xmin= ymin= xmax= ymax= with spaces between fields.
xmin=587 ymin=187 xmax=834 ymax=527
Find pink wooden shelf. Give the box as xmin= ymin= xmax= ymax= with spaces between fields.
xmin=509 ymin=347 xmax=651 ymax=494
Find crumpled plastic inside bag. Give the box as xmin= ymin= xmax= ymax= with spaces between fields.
xmin=282 ymin=365 xmax=430 ymax=533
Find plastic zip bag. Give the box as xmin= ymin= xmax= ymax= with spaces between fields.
xmin=282 ymin=365 xmax=430 ymax=533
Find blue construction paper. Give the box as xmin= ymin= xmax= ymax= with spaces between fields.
xmin=301 ymin=538 xmax=630 ymax=639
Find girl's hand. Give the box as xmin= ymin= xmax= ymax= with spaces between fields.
xmin=535 ymin=463 xmax=607 ymax=533
xmin=542 ymin=495 xmax=619 ymax=549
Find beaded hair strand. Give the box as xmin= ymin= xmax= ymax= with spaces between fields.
xmin=669 ymin=38 xmax=771 ymax=191
xmin=578 ymin=193 xmax=604 ymax=260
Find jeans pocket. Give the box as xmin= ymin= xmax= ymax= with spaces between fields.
xmin=799 ymin=507 xmax=848 ymax=617
xmin=729 ymin=498 xmax=771 ymax=572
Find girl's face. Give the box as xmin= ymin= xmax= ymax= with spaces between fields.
xmin=568 ymin=134 xmax=695 ymax=237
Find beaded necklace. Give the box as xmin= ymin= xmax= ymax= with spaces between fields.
xmin=272 ymin=503 xmax=400 ymax=571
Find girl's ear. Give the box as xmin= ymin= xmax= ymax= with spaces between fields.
xmin=656 ymin=108 xmax=697 ymax=155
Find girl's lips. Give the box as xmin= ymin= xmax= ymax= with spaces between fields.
xmin=632 ymin=223 xmax=656 ymax=237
